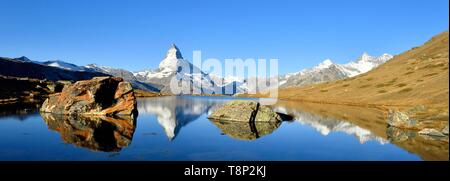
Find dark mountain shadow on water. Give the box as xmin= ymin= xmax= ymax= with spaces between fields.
xmin=0 ymin=103 xmax=41 ymax=121
xmin=137 ymin=96 xmax=226 ymax=140
xmin=40 ymin=113 xmax=136 ymax=152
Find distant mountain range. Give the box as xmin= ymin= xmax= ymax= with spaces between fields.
xmin=279 ymin=52 xmax=393 ymax=88
xmin=0 ymin=56 xmax=108 ymax=81
xmin=0 ymin=45 xmax=393 ymax=95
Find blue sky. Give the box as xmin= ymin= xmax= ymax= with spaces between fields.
xmin=0 ymin=0 xmax=448 ymax=74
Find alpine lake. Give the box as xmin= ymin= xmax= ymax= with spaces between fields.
xmin=0 ymin=96 xmax=448 ymax=161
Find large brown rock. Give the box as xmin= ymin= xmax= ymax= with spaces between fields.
xmin=40 ymin=77 xmax=137 ymax=116
xmin=208 ymin=100 xmax=281 ymax=122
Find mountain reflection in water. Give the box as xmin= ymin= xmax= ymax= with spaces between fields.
xmin=272 ymin=106 xmax=388 ymax=144
xmin=1 ymin=96 xmax=446 ymax=160
xmin=138 ymin=96 xmax=287 ymax=141
xmin=137 ymin=96 xmax=226 ymax=140
xmin=273 ymin=101 xmax=449 ymax=161
xmin=138 ymin=96 xmax=386 ymax=143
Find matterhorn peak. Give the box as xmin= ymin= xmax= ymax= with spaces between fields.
xmin=158 ymin=44 xmax=191 ymax=72
xmin=165 ymin=43 xmax=183 ymax=59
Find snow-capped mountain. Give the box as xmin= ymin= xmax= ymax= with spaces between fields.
xmin=208 ymin=74 xmax=248 ymax=94
xmin=84 ymin=64 xmax=135 ymax=79
xmin=2 ymin=47 xmax=392 ymax=95
xmin=341 ymin=52 xmax=393 ymax=77
xmin=83 ymin=64 xmax=159 ymax=92
xmin=0 ymin=56 xmax=108 ymax=81
xmin=134 ymin=44 xmax=228 ymax=94
xmin=1 ymin=56 xmax=160 ymax=92
xmin=280 ymin=52 xmax=393 ymax=88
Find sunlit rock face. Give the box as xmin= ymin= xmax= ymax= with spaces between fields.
xmin=137 ymin=96 xmax=224 ymax=140
xmin=41 ymin=113 xmax=136 ymax=152
xmin=209 ymin=120 xmax=281 ymax=140
xmin=40 ymin=77 xmax=137 ymax=116
xmin=206 ymin=100 xmax=283 ymax=140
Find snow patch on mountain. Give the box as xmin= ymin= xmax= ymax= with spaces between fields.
xmin=41 ymin=60 xmax=88 ymax=71
xmin=339 ymin=52 xmax=393 ymax=77
xmin=315 ymin=59 xmax=333 ymax=69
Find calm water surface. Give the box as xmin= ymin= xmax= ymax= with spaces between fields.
xmin=0 ymin=96 xmax=447 ymax=160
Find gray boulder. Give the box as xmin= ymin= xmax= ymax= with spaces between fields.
xmin=442 ymin=125 xmax=449 ymax=135
xmin=208 ymin=100 xmax=281 ymax=122
xmin=387 ymin=110 xmax=417 ymax=128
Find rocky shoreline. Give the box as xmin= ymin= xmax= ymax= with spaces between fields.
xmin=387 ymin=106 xmax=449 ymax=138
xmin=0 ymin=75 xmax=69 ymax=105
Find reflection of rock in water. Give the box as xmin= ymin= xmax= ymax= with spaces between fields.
xmin=386 ymin=126 xmax=449 ymax=161
xmin=386 ymin=127 xmax=417 ymax=142
xmin=41 ymin=113 xmax=136 ymax=152
xmin=137 ymin=96 xmax=225 ymax=140
xmin=209 ymin=120 xmax=281 ymax=140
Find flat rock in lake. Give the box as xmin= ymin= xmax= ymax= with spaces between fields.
xmin=208 ymin=100 xmax=281 ymax=122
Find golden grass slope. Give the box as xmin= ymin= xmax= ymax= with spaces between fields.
xmin=277 ymin=31 xmax=449 ymax=109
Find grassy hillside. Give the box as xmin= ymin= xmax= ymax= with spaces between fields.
xmin=276 ymin=31 xmax=449 ymax=109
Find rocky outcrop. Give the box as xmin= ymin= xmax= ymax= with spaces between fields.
xmin=443 ymin=125 xmax=449 ymax=135
xmin=208 ymin=100 xmax=281 ymax=122
xmin=40 ymin=77 xmax=137 ymax=116
xmin=386 ymin=126 xmax=449 ymax=160
xmin=387 ymin=110 xmax=417 ymax=129
xmin=387 ymin=107 xmax=449 ymax=139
